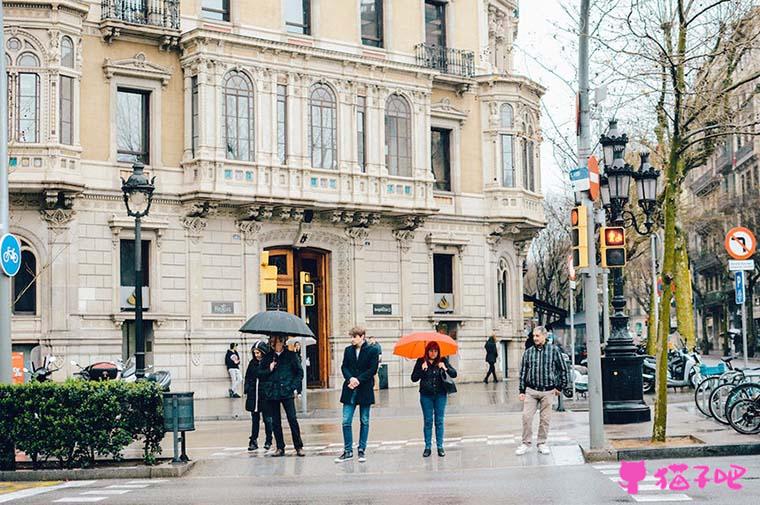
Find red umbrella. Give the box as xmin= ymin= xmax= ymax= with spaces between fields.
xmin=393 ymin=331 xmax=458 ymax=359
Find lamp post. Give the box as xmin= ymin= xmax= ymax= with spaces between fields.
xmin=599 ymin=120 xmax=660 ymax=424
xmin=121 ymin=162 xmax=155 ymax=379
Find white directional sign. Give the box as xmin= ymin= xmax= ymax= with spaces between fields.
xmin=729 ymin=259 xmax=755 ymax=272
xmin=570 ymin=167 xmax=590 ymax=192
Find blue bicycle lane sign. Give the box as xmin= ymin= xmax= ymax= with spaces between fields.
xmin=1 ymin=233 xmax=22 ymax=277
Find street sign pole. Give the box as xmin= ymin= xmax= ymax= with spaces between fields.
xmin=741 ymin=299 xmax=748 ymax=370
xmin=0 ymin=3 xmax=12 ymax=385
xmin=570 ymin=278 xmax=576 ymax=399
xmin=300 ymin=304 xmax=308 ymax=414
xmin=736 ymin=270 xmax=748 ymax=369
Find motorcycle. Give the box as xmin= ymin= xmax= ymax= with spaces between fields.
xmin=562 ymin=353 xmax=589 ymax=398
xmin=24 ymin=348 xmax=62 ymax=382
xmin=72 ymin=356 xmax=171 ymax=391
xmin=642 ymin=348 xmax=701 ymax=393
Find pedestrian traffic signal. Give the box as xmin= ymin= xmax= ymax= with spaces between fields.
xmin=600 ymin=227 xmax=626 ymax=268
xmin=259 ymin=251 xmax=278 ymax=294
xmin=300 ymin=271 xmax=315 ymax=307
xmin=571 ymin=205 xmax=589 ymax=269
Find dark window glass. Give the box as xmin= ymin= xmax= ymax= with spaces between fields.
xmin=266 ymin=289 xmax=289 ymax=311
xmin=60 ymin=76 xmax=74 ymax=145
xmin=202 ymin=0 xmax=230 ymax=21
xmin=12 ymin=249 xmax=36 ymax=315
xmin=527 ymin=140 xmax=535 ymax=191
xmin=431 ymin=127 xmax=451 ymax=191
xmin=498 ymin=270 xmax=508 ymax=318
xmin=385 ymin=95 xmax=412 ymax=177
xmin=425 ymin=0 xmax=446 ymax=47
xmin=116 ymin=88 xmax=149 ymax=163
xmin=309 ymin=84 xmax=337 ymax=169
xmin=223 ymin=72 xmax=254 ymax=161
xmin=285 ymin=0 xmax=311 ymax=35
xmin=120 ymin=239 xmax=150 ymax=288
xmin=191 ymin=76 xmax=199 ymax=157
xmin=501 ymin=134 xmax=514 ymax=187
xmin=433 ymin=253 xmax=453 ymax=293
xmin=357 ymin=96 xmax=366 ymax=172
xmin=18 ymin=73 xmax=39 ymax=143
xmin=277 ymin=84 xmax=287 ymax=164
xmin=361 ymin=0 xmax=383 ymax=47
xmin=269 ymin=254 xmax=288 ymax=275
xmin=522 ymin=139 xmax=529 ymax=190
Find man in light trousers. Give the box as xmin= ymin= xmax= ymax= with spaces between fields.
xmin=516 ymin=326 xmax=568 ymax=455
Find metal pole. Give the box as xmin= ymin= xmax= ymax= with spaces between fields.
xmin=135 ymin=217 xmax=145 ymax=379
xmin=742 ymin=295 xmax=749 ymax=369
xmin=602 ymin=268 xmax=610 ymax=343
xmin=578 ymin=0 xmax=605 ymax=449
xmin=570 ymin=280 xmax=576 ymax=399
xmin=0 ymin=3 xmax=12 ymax=384
xmin=651 ymin=233 xmax=659 ymax=350
xmin=300 ymin=305 xmax=307 ymax=413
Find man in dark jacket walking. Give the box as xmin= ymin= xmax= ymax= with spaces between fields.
xmin=483 ymin=334 xmax=499 ymax=383
xmin=257 ymin=335 xmax=305 ymax=457
xmin=225 ymin=343 xmax=242 ymax=398
xmin=244 ymin=341 xmax=273 ymax=451
xmin=335 ymin=326 xmax=379 ymax=463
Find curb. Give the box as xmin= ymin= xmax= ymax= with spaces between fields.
xmin=0 ymin=460 xmax=195 ymax=482
xmin=581 ymin=441 xmax=760 ymax=462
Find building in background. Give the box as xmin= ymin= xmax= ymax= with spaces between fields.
xmin=6 ymin=0 xmax=545 ymax=395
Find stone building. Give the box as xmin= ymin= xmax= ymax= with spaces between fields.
xmin=6 ymin=0 xmax=545 ymax=396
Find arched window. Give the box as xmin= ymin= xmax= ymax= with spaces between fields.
xmin=526 ymin=126 xmax=535 ymax=192
xmin=12 ymin=243 xmax=37 ymax=315
xmin=385 ymin=94 xmax=412 ymax=177
xmin=497 ymin=258 xmax=509 ymax=318
xmin=223 ymin=71 xmax=254 ymax=161
xmin=309 ymin=84 xmax=337 ymax=169
xmin=14 ymin=52 xmax=40 ymax=143
xmin=500 ymin=103 xmax=513 ymax=129
xmin=18 ymin=52 xmax=39 ymax=67
xmin=61 ymin=36 xmax=74 ymax=68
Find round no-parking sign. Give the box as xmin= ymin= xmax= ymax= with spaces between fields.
xmin=1 ymin=233 xmax=22 ymax=277
xmin=725 ymin=227 xmax=757 ymax=260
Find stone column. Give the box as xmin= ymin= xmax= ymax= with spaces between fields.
xmin=39 ymin=208 xmax=76 ymax=334
xmin=237 ymin=220 xmax=263 ymax=317
xmin=181 ymin=216 xmax=207 ymax=334
xmin=393 ymin=229 xmax=415 ymax=333
xmin=346 ymin=227 xmax=369 ymax=327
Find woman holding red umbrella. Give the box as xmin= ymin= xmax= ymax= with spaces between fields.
xmin=411 ymin=341 xmax=457 ymax=457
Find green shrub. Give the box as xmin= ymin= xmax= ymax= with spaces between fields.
xmin=0 ymin=380 xmax=165 ymax=470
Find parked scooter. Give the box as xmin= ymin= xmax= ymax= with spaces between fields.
xmin=120 ymin=357 xmax=172 ymax=391
xmin=561 ymin=353 xmax=589 ymax=398
xmin=72 ymin=356 xmax=171 ymax=391
xmin=641 ymin=348 xmax=701 ymax=393
xmin=23 ymin=347 xmax=62 ymax=382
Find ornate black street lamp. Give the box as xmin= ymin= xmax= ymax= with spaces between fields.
xmin=598 ymin=120 xmax=660 ymax=424
xmin=121 ymin=162 xmax=155 ymax=379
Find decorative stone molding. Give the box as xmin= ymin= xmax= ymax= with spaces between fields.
xmin=181 ymin=216 xmax=207 ymax=244
xmin=425 ymin=232 xmax=469 ymax=258
xmin=392 ymin=229 xmax=415 ymax=254
xmin=431 ymin=98 xmax=469 ymax=124
xmin=236 ymin=220 xmax=262 ymax=246
xmin=103 ymin=53 xmax=173 ymax=88
xmin=345 ymin=227 xmax=369 ymax=247
xmin=183 ymin=200 xmax=217 ymax=218
xmin=396 ymin=215 xmax=426 ymax=231
xmin=40 ymin=208 xmax=75 ymax=233
xmin=329 ymin=210 xmax=381 ymax=227
xmin=108 ymin=215 xmax=169 ymax=249
xmin=239 ymin=205 xmax=274 ymax=221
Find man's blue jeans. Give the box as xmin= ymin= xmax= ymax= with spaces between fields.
xmin=342 ymin=403 xmax=371 ymax=453
xmin=420 ymin=393 xmax=447 ymax=449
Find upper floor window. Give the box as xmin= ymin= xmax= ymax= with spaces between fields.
xmin=61 ymin=36 xmax=75 ymax=68
xmin=285 ymin=0 xmax=311 ymax=35
xmin=385 ymin=94 xmax=412 ymax=177
xmin=60 ymin=75 xmax=74 ymax=145
xmin=309 ymin=84 xmax=337 ymax=169
xmin=501 ymin=134 xmax=514 ymax=187
xmin=357 ymin=95 xmax=367 ymax=172
xmin=277 ymin=84 xmax=288 ymax=164
xmin=223 ymin=71 xmax=254 ymax=161
xmin=431 ymin=127 xmax=451 ymax=191
xmin=191 ymin=76 xmax=199 ymax=156
xmin=117 ymin=88 xmax=150 ymax=163
xmin=361 ymin=0 xmax=383 ymax=47
xmin=425 ymin=0 xmax=446 ymax=47
xmin=500 ymin=104 xmax=513 ymax=129
xmin=497 ymin=258 xmax=509 ymax=319
xmin=12 ymin=243 xmax=36 ymax=315
xmin=202 ymin=0 xmax=230 ymax=22
xmin=13 ymin=52 xmax=41 ymax=143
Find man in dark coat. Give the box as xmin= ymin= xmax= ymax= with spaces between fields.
xmin=483 ymin=334 xmax=499 ymax=383
xmin=257 ymin=335 xmax=305 ymax=457
xmin=335 ymin=326 xmax=379 ymax=463
xmin=244 ymin=341 xmax=273 ymax=451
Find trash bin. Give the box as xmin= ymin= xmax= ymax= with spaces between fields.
xmin=163 ymin=392 xmax=195 ymax=432
xmin=378 ymin=363 xmax=389 ymax=390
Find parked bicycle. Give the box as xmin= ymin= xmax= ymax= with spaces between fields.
xmin=727 ymin=394 xmax=760 ymax=435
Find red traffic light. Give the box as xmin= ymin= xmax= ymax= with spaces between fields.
xmin=604 ymin=227 xmax=625 ymax=246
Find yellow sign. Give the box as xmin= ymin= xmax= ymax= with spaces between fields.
xmin=259 ymin=251 xmax=278 ymax=294
xmin=523 ymin=302 xmax=534 ymax=318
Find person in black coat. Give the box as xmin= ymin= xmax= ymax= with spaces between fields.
xmin=257 ymin=335 xmax=305 ymax=457
xmin=484 ymin=335 xmax=499 ymax=383
xmin=244 ymin=341 xmax=273 ymax=451
xmin=411 ymin=341 xmax=457 ymax=458
xmin=334 ymin=326 xmax=379 ymax=463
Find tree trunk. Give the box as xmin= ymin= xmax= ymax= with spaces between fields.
xmin=647 ymin=285 xmax=658 ymax=355
xmin=674 ymin=229 xmax=696 ymax=350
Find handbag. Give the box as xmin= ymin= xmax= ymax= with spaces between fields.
xmin=442 ymin=371 xmax=457 ymax=394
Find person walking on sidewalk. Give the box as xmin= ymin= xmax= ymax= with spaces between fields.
xmin=225 ymin=343 xmax=242 ymax=398
xmin=411 ymin=342 xmax=457 ymax=458
xmin=244 ymin=341 xmax=273 ymax=452
xmin=516 ymin=326 xmax=568 ymax=456
xmin=335 ymin=326 xmax=379 ymax=463
xmin=483 ymin=334 xmax=499 ymax=383
xmin=257 ymin=335 xmax=305 ymax=457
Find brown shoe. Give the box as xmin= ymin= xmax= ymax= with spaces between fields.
xmin=296 ymin=448 xmax=306 ymax=457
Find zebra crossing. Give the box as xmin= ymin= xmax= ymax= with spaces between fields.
xmin=593 ymin=463 xmax=693 ymax=502
xmin=50 ymin=480 xmax=166 ymax=503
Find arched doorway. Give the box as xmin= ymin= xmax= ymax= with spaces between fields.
xmin=264 ymin=247 xmax=331 ymax=388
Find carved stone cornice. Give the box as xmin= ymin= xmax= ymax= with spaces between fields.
xmin=184 ymin=200 xmax=217 ymax=218
xmin=236 ymin=220 xmax=262 ymax=246
xmin=392 ymin=229 xmax=415 ymax=254
xmin=345 ymin=226 xmax=369 ymax=248
xmin=396 ymin=215 xmax=426 ymax=231
xmin=102 ymin=53 xmax=173 ymax=87
xmin=40 ymin=208 xmax=75 ymax=233
xmin=329 ymin=210 xmax=381 ymax=227
xmin=239 ymin=205 xmax=274 ymax=221
xmin=181 ymin=216 xmax=207 ymax=244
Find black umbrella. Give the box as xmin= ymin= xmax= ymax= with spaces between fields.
xmin=239 ymin=310 xmax=315 ymax=338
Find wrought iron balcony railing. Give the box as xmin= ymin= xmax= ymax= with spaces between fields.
xmin=415 ymin=44 xmax=475 ymax=78
xmin=101 ymin=0 xmax=180 ymax=30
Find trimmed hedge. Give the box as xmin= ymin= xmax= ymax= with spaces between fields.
xmin=0 ymin=380 xmax=165 ymax=470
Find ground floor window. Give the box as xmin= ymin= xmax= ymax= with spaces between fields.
xmin=433 ymin=253 xmax=454 ymax=313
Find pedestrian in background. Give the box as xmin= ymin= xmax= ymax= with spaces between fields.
xmin=225 ymin=343 xmax=242 ymax=398
xmin=483 ymin=334 xmax=499 ymax=383
xmin=244 ymin=341 xmax=273 ymax=452
xmin=516 ymin=326 xmax=568 ymax=456
xmin=411 ymin=341 xmax=457 ymax=458
xmin=368 ymin=335 xmax=383 ymax=390
xmin=257 ymin=335 xmax=305 ymax=457
xmin=335 ymin=326 xmax=379 ymax=463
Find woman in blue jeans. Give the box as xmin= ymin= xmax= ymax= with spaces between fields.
xmin=411 ymin=342 xmax=457 ymax=457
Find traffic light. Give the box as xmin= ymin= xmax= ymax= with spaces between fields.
xmin=601 ymin=226 xmax=626 ymax=268
xmin=259 ymin=251 xmax=278 ymax=294
xmin=570 ymin=205 xmax=589 ymax=269
xmin=300 ymin=272 xmax=315 ymax=307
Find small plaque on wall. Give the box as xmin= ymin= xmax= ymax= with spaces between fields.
xmin=211 ymin=302 xmax=235 ymax=315
xmin=372 ymin=304 xmax=393 ymax=315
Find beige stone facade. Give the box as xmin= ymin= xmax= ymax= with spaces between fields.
xmin=6 ymin=0 xmax=545 ymax=396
